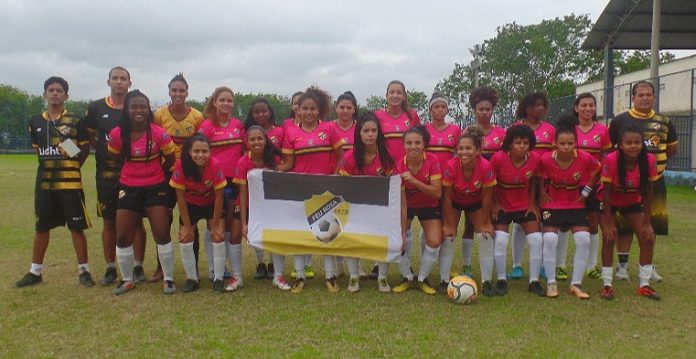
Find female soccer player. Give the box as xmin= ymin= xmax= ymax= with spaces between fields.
xmin=571 ymin=93 xmax=611 ymax=279
xmin=279 ymin=86 xmax=344 ymax=293
xmin=599 ymin=124 xmax=660 ymax=300
xmin=199 ymin=86 xmax=245 ymax=291
xmin=235 ymin=126 xmax=291 ymax=291
xmin=109 ymin=90 xmax=176 ymax=295
xmin=374 ymin=80 xmax=421 ymax=162
xmin=538 ymin=118 xmax=600 ymax=298
xmin=392 ymin=125 xmax=442 ymax=295
xmin=169 ymin=134 xmax=226 ymax=292
xmin=281 ymin=91 xmax=304 ymax=131
xmin=442 ymin=125 xmax=497 ymax=296
xmin=490 ymin=125 xmax=545 ymax=296
xmin=339 ymin=112 xmax=396 ymax=293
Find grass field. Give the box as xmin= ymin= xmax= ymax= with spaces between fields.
xmin=1 ymin=154 xmax=695 ymax=358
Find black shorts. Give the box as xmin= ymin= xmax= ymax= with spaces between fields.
xmin=179 ymin=203 xmax=223 ymax=225
xmin=407 ymin=207 xmax=441 ymax=221
xmin=35 ymin=189 xmax=91 ymax=232
xmin=117 ymin=182 xmax=173 ymax=213
xmin=96 ymin=178 xmax=119 ymax=220
xmin=541 ymin=208 xmax=589 ymax=228
xmin=453 ymin=201 xmax=482 ymax=213
xmin=494 ymin=210 xmax=537 ymax=226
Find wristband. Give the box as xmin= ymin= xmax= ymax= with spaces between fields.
xmin=581 ymin=185 xmax=592 ymax=198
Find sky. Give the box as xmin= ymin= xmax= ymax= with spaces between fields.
xmin=0 ymin=0 xmax=626 ymax=106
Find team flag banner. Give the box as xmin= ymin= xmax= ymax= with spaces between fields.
xmin=247 ymin=169 xmax=403 ymax=262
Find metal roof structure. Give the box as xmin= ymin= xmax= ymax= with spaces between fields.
xmin=582 ymin=0 xmax=696 ymax=50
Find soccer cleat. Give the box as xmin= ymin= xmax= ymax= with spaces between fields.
xmin=378 ymin=278 xmax=391 ymax=293
xmin=368 ymin=265 xmax=379 ymax=280
xmin=101 ymin=267 xmax=117 ymax=286
xmin=392 ymin=278 xmax=414 ymax=293
xmin=437 ymin=281 xmax=449 ymax=295
xmin=569 ymin=284 xmax=589 ymax=299
xmin=481 ymin=281 xmax=496 ymax=297
xmin=556 ymin=266 xmax=568 ymax=281
xmin=163 ymin=280 xmax=177 ymax=295
xmin=546 ymin=282 xmax=559 ymax=298
xmin=637 ymin=285 xmax=661 ymax=300
xmin=223 ymin=269 xmax=233 ymax=279
xmin=272 ymin=276 xmax=291 ymax=291
xmin=112 ymin=280 xmax=135 ymax=295
xmin=586 ymin=267 xmax=602 ymax=279
xmin=304 ymin=265 xmax=315 ymax=279
xmin=347 ymin=277 xmax=360 ymax=293
xmin=325 ymin=276 xmax=340 ymax=293
xmin=79 ymin=272 xmax=95 ymax=288
xmin=254 ymin=263 xmax=267 ymax=280
xmin=266 ymin=263 xmax=275 ymax=279
xmin=495 ymin=279 xmax=508 ymax=296
xmin=132 ymin=265 xmax=146 ymax=283
xmin=528 ymin=281 xmax=546 ymax=297
xmin=213 ymin=279 xmax=225 ymax=292
xmin=615 ymin=265 xmax=630 ymax=281
xmin=417 ymin=279 xmax=437 ymax=295
xmin=181 ymin=279 xmax=199 ymax=293
xmin=291 ymin=278 xmax=306 ymax=293
xmin=651 ymin=266 xmax=663 ymax=282
xmin=461 ymin=265 xmax=474 ymax=279
xmin=224 ymin=277 xmax=243 ymax=292
xmin=16 ymin=272 xmax=42 ymax=288
xmin=508 ymin=266 xmax=524 ymax=280
xmin=600 ymin=285 xmax=615 ymax=300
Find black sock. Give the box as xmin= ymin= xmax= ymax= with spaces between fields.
xmin=618 ymin=252 xmax=629 ymax=266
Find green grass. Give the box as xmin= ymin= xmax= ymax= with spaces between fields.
xmin=1 ymin=154 xmax=695 ymax=358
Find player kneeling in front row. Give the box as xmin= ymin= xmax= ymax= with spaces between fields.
xmin=16 ymin=77 xmax=94 ymax=288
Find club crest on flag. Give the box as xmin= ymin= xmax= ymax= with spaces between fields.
xmin=304 ymin=191 xmax=350 ymax=244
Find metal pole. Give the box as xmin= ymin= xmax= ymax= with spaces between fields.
xmin=604 ymin=43 xmax=614 ymax=120
xmin=650 ymin=0 xmax=661 ymax=83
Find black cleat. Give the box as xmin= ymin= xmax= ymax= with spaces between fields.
xmin=495 ymin=279 xmax=508 ymax=296
xmin=16 ymin=272 xmax=42 ymax=288
xmin=528 ymin=280 xmax=546 ymax=297
xmin=101 ymin=267 xmax=117 ymax=286
xmin=79 ymin=272 xmax=96 ymax=287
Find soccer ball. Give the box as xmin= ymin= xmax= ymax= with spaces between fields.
xmin=447 ymin=276 xmax=478 ymax=304
xmin=310 ymin=214 xmax=342 ymax=243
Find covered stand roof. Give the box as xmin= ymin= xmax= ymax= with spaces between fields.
xmin=582 ymin=0 xmax=696 ymax=50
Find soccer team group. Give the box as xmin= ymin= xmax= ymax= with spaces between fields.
xmin=15 ymin=66 xmax=678 ymax=301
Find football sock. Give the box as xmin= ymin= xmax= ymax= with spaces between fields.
xmin=272 ymin=254 xmax=285 ymax=278
xmin=588 ymin=233 xmax=600 ymax=269
xmin=116 ymin=245 xmax=134 ymax=282
xmin=29 ymin=263 xmax=43 ymax=276
xmin=571 ymin=231 xmax=590 ymax=285
xmin=346 ymin=257 xmax=360 ymax=278
xmin=556 ymin=230 xmax=570 ymax=267
xmin=417 ymin=245 xmax=439 ymax=282
xmin=212 ymin=242 xmax=226 ymax=281
xmin=78 ymin=263 xmax=90 ymax=274
xmin=494 ymin=230 xmax=510 ymax=280
xmin=179 ymin=242 xmax=197 ymax=281
xmin=157 ymin=242 xmax=175 ymax=282
xmin=323 ymin=256 xmax=335 ymax=279
xmin=478 ymin=232 xmax=495 ymax=282
xmin=639 ymin=264 xmax=652 ymax=288
xmin=602 ymin=266 xmax=613 ymax=287
xmin=461 ymin=237 xmax=473 ymax=266
xmin=294 ymin=256 xmax=305 ymax=279
xmin=377 ymin=262 xmax=388 ymax=280
xmin=255 ymin=248 xmax=264 ymax=264
xmin=511 ymin=223 xmax=526 ymax=267
xmin=439 ymin=236 xmax=455 ymax=282
xmin=205 ymin=230 xmax=213 ymax=273
xmin=399 ymin=229 xmax=414 ymax=280
xmin=542 ymin=232 xmax=558 ymax=283
xmin=228 ymin=243 xmax=242 ymax=278
xmin=527 ymin=232 xmax=543 ymax=282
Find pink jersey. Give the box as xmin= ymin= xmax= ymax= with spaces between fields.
xmin=266 ymin=126 xmax=285 ymax=149
xmin=539 ymin=150 xmax=600 ymax=210
xmin=198 ymin=118 xmax=245 ymax=178
xmin=599 ymin=151 xmax=659 ymax=207
xmin=512 ymin=120 xmax=555 ymax=156
xmin=282 ymin=118 xmax=300 ymax=132
xmin=331 ymin=121 xmax=356 ymax=151
xmin=576 ymin=122 xmax=611 ymax=161
xmin=442 ymin=156 xmax=496 ymax=207
xmin=283 ymin=122 xmax=344 ymax=174
xmin=481 ymin=126 xmax=506 ymax=160
xmin=490 ymin=150 xmax=541 ymax=212
xmin=375 ymin=109 xmax=421 ymax=161
xmin=108 ymin=124 xmax=175 ymax=187
xmin=339 ymin=150 xmax=394 ymax=176
xmin=169 ymin=157 xmax=227 ymax=207
xmin=396 ymin=152 xmax=442 ymax=209
xmin=426 ymin=122 xmax=460 ymax=168
xmin=232 ymin=154 xmax=281 ymax=185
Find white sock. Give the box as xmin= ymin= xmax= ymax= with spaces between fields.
xmin=179 ymin=242 xmax=198 ymax=280
xmin=571 ymin=231 xmax=590 ymax=285
xmin=346 ymin=257 xmax=360 ymax=277
xmin=157 ymin=242 xmax=175 ymax=282
xmin=494 ymin=231 xmax=510 ymax=280
xmin=602 ymin=266 xmax=613 ymax=287
xmin=527 ymin=232 xmax=543 ymax=282
xmin=399 ymin=229 xmax=414 ymax=280
xmin=29 ymin=263 xmax=43 ymax=276
xmin=377 ymin=262 xmax=388 ymax=280
xmin=418 ymin=245 xmax=439 ymax=282
xmin=588 ymin=233 xmax=600 ymax=269
xmin=639 ymin=264 xmax=653 ymax=287
xmin=324 ymin=256 xmax=335 ymax=279
xmin=255 ymin=248 xmax=265 ymax=264
xmin=212 ymin=242 xmax=226 ymax=281
xmin=116 ymin=245 xmax=134 ymax=282
xmin=78 ymin=263 xmax=90 ymax=274
xmin=439 ymin=236 xmax=455 ymax=282
xmin=272 ymin=254 xmax=285 ymax=278
xmin=542 ymin=232 xmax=558 ymax=283
xmin=294 ymin=256 xmax=305 ymax=279
xmin=478 ymin=232 xmax=495 ymax=282
xmin=511 ymin=223 xmax=526 ymax=267
xmin=205 ymin=230 xmax=213 ymax=273
xmin=461 ymin=237 xmax=473 ymax=266
xmin=556 ymin=230 xmax=570 ymax=267
xmin=228 ymin=243 xmax=242 ymax=278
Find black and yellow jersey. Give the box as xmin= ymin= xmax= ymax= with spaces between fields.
xmin=85 ymin=97 xmax=122 ymax=180
xmin=153 ymin=106 xmax=204 ymax=159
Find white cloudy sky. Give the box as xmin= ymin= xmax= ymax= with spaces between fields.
xmin=0 ymin=0 xmax=630 ymax=105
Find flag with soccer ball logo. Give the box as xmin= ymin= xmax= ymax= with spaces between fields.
xmin=246 ymin=169 xmax=402 ymax=262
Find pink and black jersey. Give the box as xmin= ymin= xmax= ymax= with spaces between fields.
xmin=108 ymin=124 xmax=175 ymax=187
xmin=599 ymin=151 xmax=659 ymax=207
xmin=330 ymin=121 xmax=356 ymax=151
xmin=442 ymin=156 xmax=496 ymax=207
xmin=375 ymin=109 xmax=421 ymax=161
xmin=512 ymin=120 xmax=555 ymax=156
xmin=281 ymin=118 xmax=300 ymax=132
xmin=426 ymin=122 xmax=460 ymax=168
xmin=539 ymin=150 xmax=600 ymax=210
xmin=265 ymin=126 xmax=285 ymax=149
xmin=169 ymin=157 xmax=227 ymax=207
xmin=576 ymin=122 xmax=611 ymax=161
xmin=396 ymin=152 xmax=441 ymax=209
xmin=232 ymin=154 xmax=281 ymax=185
xmin=283 ymin=122 xmax=344 ymax=175
xmin=198 ymin=118 xmax=245 ymax=178
xmin=481 ymin=126 xmax=506 ymax=160
xmin=490 ymin=150 xmax=541 ymax=212
xmin=339 ymin=150 xmax=394 ymax=176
